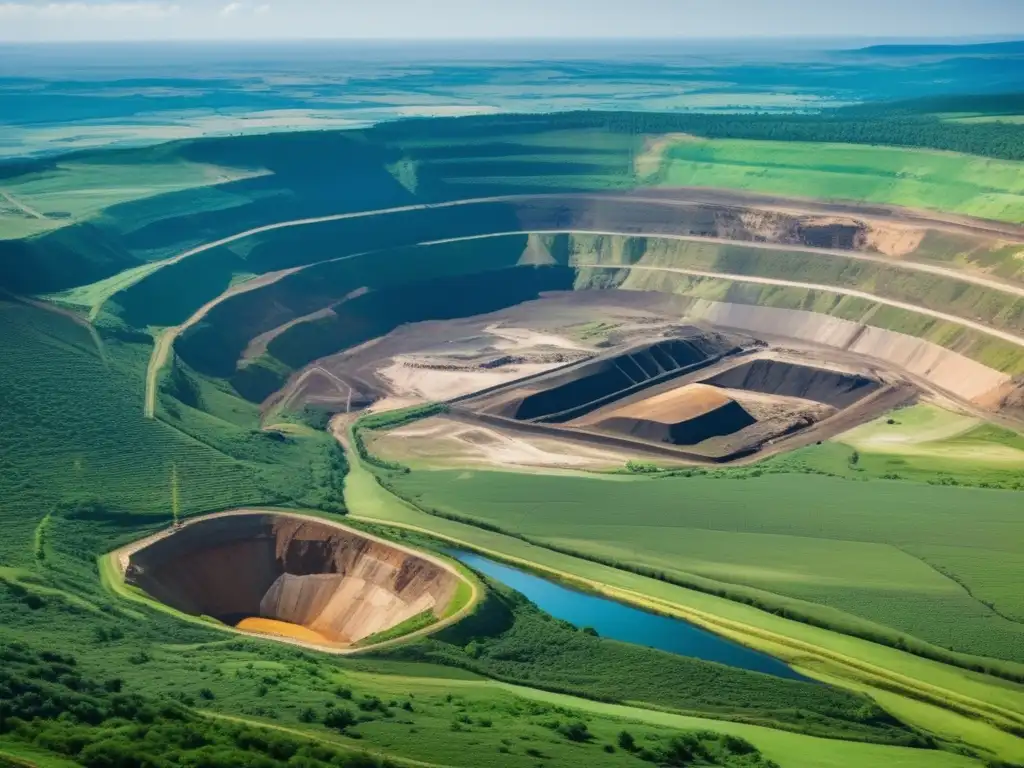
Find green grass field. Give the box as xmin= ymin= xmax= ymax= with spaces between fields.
xmin=0 ymin=159 xmax=263 ymax=241
xmin=0 ymin=297 xmax=346 ymax=572
xmin=839 ymin=404 xmax=1024 ymax=477
xmin=651 ymin=137 xmax=1024 ymax=222
xmin=389 ymin=467 xmax=1024 ymax=667
xmin=343 ymin=442 xmax=1024 ymax=762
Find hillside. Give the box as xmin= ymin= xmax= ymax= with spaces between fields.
xmin=2 ymin=106 xmax=1024 ymax=768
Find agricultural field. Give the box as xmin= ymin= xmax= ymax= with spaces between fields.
xmin=344 ymin=436 xmax=1024 ymax=764
xmin=0 ymin=159 xmax=264 ymax=240
xmin=650 ymin=137 xmax=1024 ymax=222
xmin=388 ymin=465 xmax=1024 ymax=667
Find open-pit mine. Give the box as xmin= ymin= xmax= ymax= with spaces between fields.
xmin=120 ymin=512 xmax=467 ymax=650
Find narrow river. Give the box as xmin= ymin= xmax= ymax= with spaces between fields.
xmin=449 ymin=549 xmax=808 ymax=681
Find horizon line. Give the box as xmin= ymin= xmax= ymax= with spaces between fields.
xmin=2 ymin=33 xmax=1024 ymax=45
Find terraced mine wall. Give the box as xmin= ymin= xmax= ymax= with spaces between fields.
xmin=125 ymin=514 xmax=460 ymax=646
xmin=501 ymin=335 xmax=741 ymax=423
xmin=679 ymin=299 xmax=1011 ymax=402
xmin=703 ymin=360 xmax=880 ymax=408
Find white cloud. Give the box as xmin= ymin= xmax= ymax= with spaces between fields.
xmin=219 ymin=1 xmax=243 ymax=16
xmin=0 ymin=2 xmax=180 ymax=18
xmin=254 ymin=3 xmax=269 ymax=14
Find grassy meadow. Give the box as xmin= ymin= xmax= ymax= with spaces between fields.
xmin=0 ymin=296 xmax=347 ymax=570
xmin=388 ymin=466 xmax=1024 ymax=668
xmin=343 ymin=439 xmax=1024 ymax=763
xmin=0 ymin=158 xmax=263 ymax=241
xmin=650 ymin=137 xmax=1024 ymax=222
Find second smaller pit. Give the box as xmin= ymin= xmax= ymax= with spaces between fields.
xmin=125 ymin=513 xmax=463 ymax=648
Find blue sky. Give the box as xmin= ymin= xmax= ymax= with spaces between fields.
xmin=1 ymin=0 xmax=1022 ymax=42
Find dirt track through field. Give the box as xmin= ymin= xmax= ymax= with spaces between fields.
xmin=143 ymin=265 xmax=321 ymax=418
xmin=0 ymin=189 xmax=46 ymax=220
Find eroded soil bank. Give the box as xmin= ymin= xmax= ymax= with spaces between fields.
xmin=125 ymin=512 xmax=463 ymax=648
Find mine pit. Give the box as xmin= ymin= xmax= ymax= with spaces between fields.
xmin=578 ymin=383 xmax=758 ymax=446
xmin=458 ymin=329 xmax=899 ymax=462
xmin=486 ymin=333 xmax=741 ymax=424
xmin=124 ymin=513 xmax=463 ymax=649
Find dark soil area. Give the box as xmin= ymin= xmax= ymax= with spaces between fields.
xmin=601 ymin=399 xmax=757 ymax=445
xmin=504 ymin=333 xmax=739 ymax=422
xmin=703 ymin=360 xmax=880 ymax=408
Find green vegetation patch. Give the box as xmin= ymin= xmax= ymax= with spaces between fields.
xmin=0 ymin=642 xmax=394 ymax=768
xmin=390 ymin=468 xmax=1024 ymax=667
xmin=354 ymin=610 xmax=437 ymax=648
xmin=0 ymin=158 xmax=263 ymax=241
xmin=654 ymin=137 xmax=1024 ymax=222
xmin=376 ymin=579 xmax=920 ymax=746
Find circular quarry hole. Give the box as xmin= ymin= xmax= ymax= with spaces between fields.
xmin=124 ymin=513 xmax=465 ymax=649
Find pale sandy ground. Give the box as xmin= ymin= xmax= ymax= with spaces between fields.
xmin=840 ymin=405 xmax=1024 ymax=464
xmin=485 ymin=323 xmax=591 ymax=351
xmin=376 ymin=323 xmax=593 ymax=401
xmin=378 ymin=360 xmax=560 ymax=401
xmin=371 ymin=416 xmax=635 ymax=471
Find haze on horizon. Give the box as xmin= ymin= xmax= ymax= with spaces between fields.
xmin=0 ymin=0 xmax=1022 ymax=43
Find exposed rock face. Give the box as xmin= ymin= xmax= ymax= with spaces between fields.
xmin=125 ymin=514 xmax=459 ymax=645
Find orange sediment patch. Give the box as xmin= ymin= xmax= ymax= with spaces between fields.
xmin=236 ymin=617 xmax=339 ymax=645
xmin=583 ymin=383 xmax=734 ymax=426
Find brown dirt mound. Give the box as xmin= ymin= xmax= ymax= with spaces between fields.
xmin=594 ymin=382 xmax=732 ymax=423
xmin=125 ymin=514 xmax=459 ymax=646
xmin=590 ymin=384 xmax=757 ymax=445
xmin=487 ymin=331 xmax=742 ymax=423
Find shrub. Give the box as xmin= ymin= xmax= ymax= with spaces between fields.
xmin=323 ymin=708 xmax=357 ymax=732
xmin=558 ymin=721 xmax=592 ymax=743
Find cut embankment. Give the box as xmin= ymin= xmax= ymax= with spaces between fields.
xmin=125 ymin=513 xmax=463 ymax=648
xmin=703 ymin=360 xmax=880 ymax=408
xmin=585 ymin=383 xmax=757 ymax=445
xmin=490 ymin=333 xmax=739 ymax=423
xmin=680 ymin=299 xmax=1013 ymax=401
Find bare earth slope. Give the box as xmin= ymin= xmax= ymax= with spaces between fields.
xmin=125 ymin=512 xmax=461 ymax=646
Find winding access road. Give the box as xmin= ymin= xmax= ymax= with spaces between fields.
xmin=142 ymin=224 xmax=1024 ymax=418
xmin=101 ymin=188 xmax=1024 ymax=318
xmin=577 ymin=262 xmax=1024 ymax=349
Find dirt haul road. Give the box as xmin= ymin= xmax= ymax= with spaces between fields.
xmin=580 ymin=263 xmax=1024 ymax=350
xmin=137 ymin=194 xmax=1024 ymax=417
xmin=142 ymin=265 xmax=306 ymax=417
xmin=104 ymin=187 xmax=1024 ymax=315
xmin=142 ymin=228 xmax=1024 ymax=418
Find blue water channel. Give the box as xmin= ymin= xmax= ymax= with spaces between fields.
xmin=449 ymin=550 xmax=807 ymax=682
